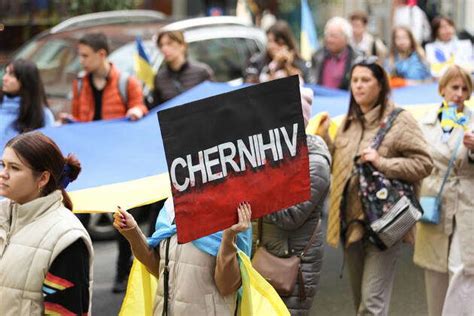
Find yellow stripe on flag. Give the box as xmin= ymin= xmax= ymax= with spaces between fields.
xmin=71 ymin=173 xmax=171 ymax=213
xmin=119 ymin=259 xmax=157 ymax=316
xmin=238 ymin=251 xmax=290 ymax=316
xmin=134 ymin=54 xmax=155 ymax=90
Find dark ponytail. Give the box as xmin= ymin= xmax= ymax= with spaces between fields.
xmin=5 ymin=131 xmax=81 ymax=210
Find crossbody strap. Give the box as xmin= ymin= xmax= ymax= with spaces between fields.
xmin=162 ymin=237 xmax=171 ymax=316
xmin=436 ymin=132 xmax=464 ymax=199
xmin=371 ymin=107 xmax=404 ymax=150
xmin=300 ymin=219 xmax=321 ymax=258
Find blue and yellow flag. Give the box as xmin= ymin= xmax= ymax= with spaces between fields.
xmin=134 ymin=36 xmax=155 ymax=90
xmin=300 ymin=0 xmax=318 ymax=61
xmin=119 ymin=253 xmax=290 ymax=316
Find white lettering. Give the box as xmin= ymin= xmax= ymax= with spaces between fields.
xmin=280 ymin=123 xmax=298 ymax=157
xmin=237 ymin=137 xmax=257 ymax=171
xmin=258 ymin=129 xmax=278 ymax=165
xmin=204 ymin=146 xmax=222 ymax=181
xmin=187 ymin=151 xmax=207 ymax=187
xmin=171 ymin=124 xmax=300 ymax=192
xmin=219 ymin=142 xmax=240 ymax=177
xmin=170 ymin=157 xmax=189 ymax=192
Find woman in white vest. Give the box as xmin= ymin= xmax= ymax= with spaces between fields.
xmin=0 ymin=131 xmax=93 ymax=316
xmin=114 ymin=199 xmax=252 ymax=315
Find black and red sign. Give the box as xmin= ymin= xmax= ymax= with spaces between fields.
xmin=158 ymin=76 xmax=310 ymax=243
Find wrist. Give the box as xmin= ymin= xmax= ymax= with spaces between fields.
xmin=222 ymin=228 xmax=238 ymax=241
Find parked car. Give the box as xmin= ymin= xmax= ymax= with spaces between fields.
xmin=0 ymin=12 xmax=265 ymax=240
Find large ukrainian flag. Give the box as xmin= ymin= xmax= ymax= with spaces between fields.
xmin=29 ymin=81 xmax=452 ymax=215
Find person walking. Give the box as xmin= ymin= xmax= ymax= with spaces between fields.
xmin=386 ymin=26 xmax=431 ymax=83
xmin=0 ymin=131 xmax=93 ymax=315
xmin=310 ymin=17 xmax=363 ymax=90
xmin=0 ymin=59 xmax=54 ymax=147
xmin=349 ymin=11 xmax=388 ymax=61
xmin=319 ymin=59 xmax=433 ymax=315
xmin=414 ymin=65 xmax=474 ymax=316
xmin=425 ymin=16 xmax=473 ymax=78
xmin=113 ymin=199 xmax=252 ymax=315
xmin=58 ymin=32 xmax=148 ymax=293
xmin=244 ymin=20 xmax=310 ymax=83
xmin=60 ymin=32 xmax=148 ymax=123
xmin=253 ymin=88 xmax=331 ymax=315
xmin=149 ymin=30 xmax=214 ymax=108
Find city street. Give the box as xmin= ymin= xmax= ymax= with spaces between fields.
xmin=92 ymin=217 xmax=428 ymax=316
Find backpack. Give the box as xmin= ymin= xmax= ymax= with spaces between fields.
xmin=76 ymin=71 xmax=130 ymax=106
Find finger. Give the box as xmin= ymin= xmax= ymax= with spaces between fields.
xmin=237 ymin=207 xmax=244 ymax=224
xmin=243 ymin=202 xmax=251 ymax=218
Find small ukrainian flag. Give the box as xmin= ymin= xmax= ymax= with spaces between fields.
xmin=134 ymin=36 xmax=155 ymax=91
xmin=300 ymin=0 xmax=319 ymax=61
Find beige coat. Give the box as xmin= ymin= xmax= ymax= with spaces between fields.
xmin=414 ymin=106 xmax=474 ymax=274
xmin=327 ymin=102 xmax=433 ymax=247
xmin=0 ymin=191 xmax=93 ymax=316
xmin=122 ymin=227 xmax=238 ymax=316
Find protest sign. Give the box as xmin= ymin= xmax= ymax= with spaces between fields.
xmin=159 ymin=76 xmax=310 ymax=243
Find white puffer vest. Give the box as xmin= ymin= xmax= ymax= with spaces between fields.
xmin=0 ymin=191 xmax=93 ymax=316
xmin=153 ymin=235 xmax=236 ymax=315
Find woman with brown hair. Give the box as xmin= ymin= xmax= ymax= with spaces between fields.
xmin=150 ymin=30 xmax=214 ymax=107
xmin=386 ymin=26 xmax=431 ymax=82
xmin=414 ymin=65 xmax=474 ymax=316
xmin=319 ymin=59 xmax=432 ymax=315
xmin=425 ymin=16 xmax=473 ymax=78
xmin=245 ymin=20 xmax=309 ymax=83
xmin=0 ymin=131 xmax=93 ymax=315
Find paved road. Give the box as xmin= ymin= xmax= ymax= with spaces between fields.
xmin=92 ymin=219 xmax=428 ymax=315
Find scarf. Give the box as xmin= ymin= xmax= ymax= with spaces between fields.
xmin=438 ymin=100 xmax=469 ymax=142
xmin=147 ymin=198 xmax=252 ymax=257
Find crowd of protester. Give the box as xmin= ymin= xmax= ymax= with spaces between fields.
xmin=1 ymin=3 xmax=473 ymax=315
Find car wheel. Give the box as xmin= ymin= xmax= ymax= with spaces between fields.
xmin=88 ymin=213 xmax=117 ymax=240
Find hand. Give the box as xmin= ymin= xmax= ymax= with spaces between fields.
xmin=361 ymin=147 xmax=381 ymax=166
xmin=126 ymin=107 xmax=144 ymax=121
xmin=225 ymin=202 xmax=252 ymax=235
xmin=315 ymin=112 xmax=330 ymax=137
xmin=58 ymin=112 xmax=75 ymax=124
xmin=463 ymin=130 xmax=474 ymax=150
xmin=113 ymin=206 xmax=138 ymax=233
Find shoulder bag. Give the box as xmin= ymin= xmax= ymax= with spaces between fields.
xmin=252 ymin=218 xmax=320 ymax=299
xmin=420 ymin=131 xmax=463 ymax=224
xmin=348 ymin=108 xmax=423 ymax=250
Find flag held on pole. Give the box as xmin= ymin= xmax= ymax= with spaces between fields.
xmin=300 ymin=0 xmax=318 ymax=61
xmin=134 ymin=36 xmax=155 ymax=90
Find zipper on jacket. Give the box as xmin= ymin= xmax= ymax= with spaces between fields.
xmin=1 ymin=205 xmax=17 ymax=258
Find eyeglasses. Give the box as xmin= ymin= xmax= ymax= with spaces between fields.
xmin=354 ymin=55 xmax=379 ymax=65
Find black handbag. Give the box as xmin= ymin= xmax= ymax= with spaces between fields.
xmin=342 ymin=108 xmax=423 ymax=250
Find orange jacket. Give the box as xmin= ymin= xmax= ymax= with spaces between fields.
xmin=71 ymin=63 xmax=148 ymax=122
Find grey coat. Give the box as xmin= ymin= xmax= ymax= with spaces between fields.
xmin=258 ymin=135 xmax=331 ymax=315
